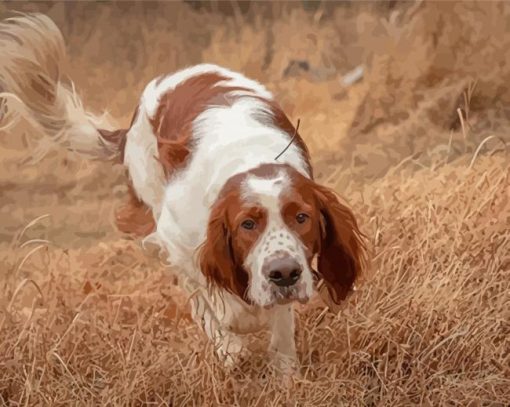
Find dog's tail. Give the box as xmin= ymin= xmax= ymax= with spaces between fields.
xmin=0 ymin=13 xmax=124 ymax=163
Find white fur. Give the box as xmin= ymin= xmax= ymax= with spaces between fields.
xmin=124 ymin=63 xmax=311 ymax=366
xmin=269 ymin=305 xmax=298 ymax=371
xmin=123 ymin=108 xmax=166 ymax=217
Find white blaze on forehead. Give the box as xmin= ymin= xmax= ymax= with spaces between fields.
xmin=241 ymin=171 xmax=289 ymax=207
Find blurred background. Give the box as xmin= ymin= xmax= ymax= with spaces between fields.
xmin=3 ymin=0 xmax=510 ymax=175
xmin=0 ymin=1 xmax=509 ymax=405
xmin=2 ymin=0 xmax=509 ymax=246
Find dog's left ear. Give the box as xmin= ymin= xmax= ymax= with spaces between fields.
xmin=313 ymin=183 xmax=367 ymax=304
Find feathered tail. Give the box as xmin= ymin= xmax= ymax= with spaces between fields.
xmin=0 ymin=13 xmax=122 ymax=162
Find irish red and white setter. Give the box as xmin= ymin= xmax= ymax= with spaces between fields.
xmin=0 ymin=14 xmax=367 ymax=370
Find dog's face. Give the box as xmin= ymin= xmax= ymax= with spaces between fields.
xmin=198 ymin=164 xmax=366 ymax=307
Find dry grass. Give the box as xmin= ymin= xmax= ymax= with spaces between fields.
xmin=0 ymin=1 xmax=509 ymax=405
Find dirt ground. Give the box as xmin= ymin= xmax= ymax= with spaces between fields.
xmin=0 ymin=1 xmax=509 ymax=405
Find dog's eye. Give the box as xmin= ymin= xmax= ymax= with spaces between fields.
xmin=296 ymin=213 xmax=309 ymax=224
xmin=241 ymin=219 xmax=256 ymax=230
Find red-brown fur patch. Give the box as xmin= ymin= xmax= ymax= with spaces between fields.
xmin=150 ymin=72 xmax=254 ymax=179
xmin=115 ymin=184 xmax=156 ymax=237
xmin=280 ymin=188 xmax=322 ymax=261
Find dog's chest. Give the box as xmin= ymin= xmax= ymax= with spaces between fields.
xmin=213 ymin=293 xmax=271 ymax=334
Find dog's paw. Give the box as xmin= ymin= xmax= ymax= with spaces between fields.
xmin=270 ymin=352 xmax=301 ymax=379
xmin=215 ymin=334 xmax=248 ymax=369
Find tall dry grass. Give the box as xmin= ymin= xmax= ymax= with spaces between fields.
xmin=0 ymin=1 xmax=509 ymax=405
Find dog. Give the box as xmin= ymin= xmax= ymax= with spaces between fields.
xmin=0 ymin=13 xmax=367 ymax=370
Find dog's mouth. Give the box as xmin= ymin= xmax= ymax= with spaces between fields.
xmin=250 ymin=265 xmax=317 ymax=308
xmin=275 ymin=296 xmax=309 ymax=305
xmin=261 ymin=284 xmax=310 ymax=308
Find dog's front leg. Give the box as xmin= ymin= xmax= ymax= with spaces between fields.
xmin=190 ymin=293 xmax=245 ymax=367
xmin=268 ymin=305 xmax=298 ymax=373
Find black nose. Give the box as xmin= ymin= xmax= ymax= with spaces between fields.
xmin=267 ymin=257 xmax=302 ymax=287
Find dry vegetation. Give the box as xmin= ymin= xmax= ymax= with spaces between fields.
xmin=0 ymin=1 xmax=509 ymax=405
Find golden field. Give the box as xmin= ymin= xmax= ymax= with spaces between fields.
xmin=0 ymin=1 xmax=509 ymax=405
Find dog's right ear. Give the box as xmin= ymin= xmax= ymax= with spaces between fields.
xmin=197 ymin=196 xmax=249 ymax=300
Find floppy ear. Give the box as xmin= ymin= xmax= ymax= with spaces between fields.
xmin=313 ymin=183 xmax=367 ymax=304
xmin=197 ymin=197 xmax=249 ymax=300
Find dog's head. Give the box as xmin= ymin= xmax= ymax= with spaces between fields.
xmin=197 ymin=163 xmax=367 ymax=307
